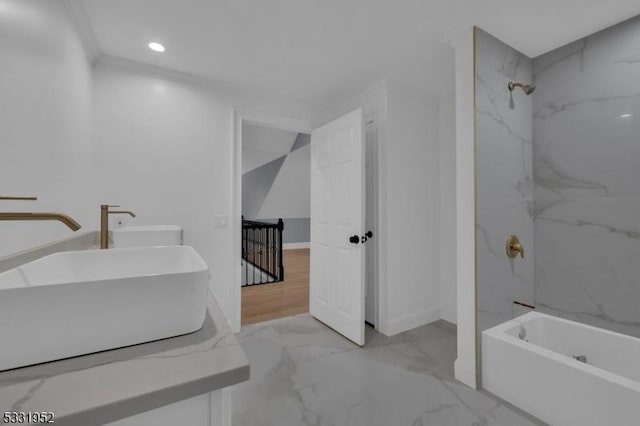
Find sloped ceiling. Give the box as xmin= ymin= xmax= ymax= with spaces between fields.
xmin=242 ymin=123 xmax=298 ymax=174
xmin=257 ymin=143 xmax=310 ymax=220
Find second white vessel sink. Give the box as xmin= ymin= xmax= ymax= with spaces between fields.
xmin=0 ymin=245 xmax=208 ymax=371
xmin=113 ymin=225 xmax=183 ymax=248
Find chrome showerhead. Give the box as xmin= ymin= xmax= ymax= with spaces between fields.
xmin=508 ymin=82 xmax=536 ymax=95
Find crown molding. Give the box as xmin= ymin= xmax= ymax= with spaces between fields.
xmin=96 ymin=54 xmax=296 ymax=101
xmin=96 ymin=55 xmax=336 ymax=121
xmin=96 ymin=55 xmax=228 ymax=90
xmin=338 ymin=78 xmax=388 ymax=114
xmin=63 ymin=0 xmax=101 ymax=63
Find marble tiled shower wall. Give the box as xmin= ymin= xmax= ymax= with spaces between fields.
xmin=475 ymin=28 xmax=535 ymax=335
xmin=533 ymin=16 xmax=640 ymax=338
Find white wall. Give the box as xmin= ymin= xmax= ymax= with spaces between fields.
xmin=378 ymin=79 xmax=442 ymax=335
xmin=0 ymin=0 xmax=95 ymax=257
xmin=92 ymin=62 xmax=333 ymax=322
xmin=453 ymin=28 xmax=478 ymax=389
xmin=338 ymin=79 xmax=444 ymax=336
xmin=0 ymin=1 xmax=448 ymax=341
xmin=438 ymin=96 xmax=457 ymax=324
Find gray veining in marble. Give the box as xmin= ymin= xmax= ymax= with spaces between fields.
xmin=232 ymin=314 xmax=545 ymax=426
xmin=475 ymin=28 xmax=535 ymax=337
xmin=532 ymin=14 xmax=640 ymax=338
xmin=0 ymin=293 xmax=249 ymax=426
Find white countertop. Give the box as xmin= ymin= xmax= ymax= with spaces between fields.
xmin=0 ymin=293 xmax=249 ymax=426
xmin=0 ymin=233 xmax=249 ymax=425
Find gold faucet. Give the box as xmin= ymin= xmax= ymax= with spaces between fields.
xmin=0 ymin=196 xmax=82 ymax=231
xmin=100 ymin=204 xmax=136 ymax=249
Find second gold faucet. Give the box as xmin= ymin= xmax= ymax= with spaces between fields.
xmin=100 ymin=204 xmax=136 ymax=249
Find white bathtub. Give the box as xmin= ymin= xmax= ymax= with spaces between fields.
xmin=482 ymin=311 xmax=640 ymax=426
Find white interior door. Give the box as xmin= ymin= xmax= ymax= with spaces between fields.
xmin=310 ymin=108 xmax=365 ymax=345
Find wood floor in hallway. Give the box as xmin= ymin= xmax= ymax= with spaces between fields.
xmin=241 ymin=248 xmax=310 ymax=325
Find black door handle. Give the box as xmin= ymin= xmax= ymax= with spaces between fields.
xmin=349 ymin=235 xmax=360 ymax=244
xmin=360 ymin=231 xmax=374 ymax=243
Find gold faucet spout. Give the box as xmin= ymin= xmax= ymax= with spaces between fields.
xmin=0 ymin=212 xmax=82 ymax=231
xmin=109 ymin=211 xmax=136 ymax=218
xmin=0 ymin=196 xmax=38 ymax=201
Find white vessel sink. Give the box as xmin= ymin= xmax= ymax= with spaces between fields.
xmin=112 ymin=225 xmax=183 ymax=248
xmin=0 ymin=245 xmax=208 ymax=371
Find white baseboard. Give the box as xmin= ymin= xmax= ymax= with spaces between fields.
xmin=440 ymin=309 xmax=457 ymax=324
xmin=454 ymin=358 xmax=477 ymax=389
xmin=283 ymin=242 xmax=310 ymax=250
xmin=378 ymin=307 xmax=441 ymax=336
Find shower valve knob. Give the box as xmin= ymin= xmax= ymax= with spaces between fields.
xmin=506 ymin=234 xmax=525 ymax=258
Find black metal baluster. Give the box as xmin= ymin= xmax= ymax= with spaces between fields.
xmin=241 ymin=218 xmax=284 ymax=286
xmin=272 ymin=225 xmax=276 ymax=280
xmin=258 ymin=228 xmax=264 ymax=284
xmin=266 ymin=225 xmax=271 ymax=283
xmin=262 ymin=227 xmax=266 ymax=284
xmin=278 ymin=219 xmax=284 ymax=281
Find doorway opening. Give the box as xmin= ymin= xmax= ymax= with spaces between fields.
xmin=232 ymin=111 xmax=379 ymax=346
xmin=240 ymin=122 xmax=311 ymax=325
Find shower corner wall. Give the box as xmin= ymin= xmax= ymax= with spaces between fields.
xmin=531 ymin=15 xmax=640 ymax=340
xmin=474 ymin=28 xmax=535 ymax=346
xmin=473 ymin=17 xmax=640 ymax=387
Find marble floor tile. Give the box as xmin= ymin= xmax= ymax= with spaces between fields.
xmin=232 ymin=314 xmax=546 ymax=426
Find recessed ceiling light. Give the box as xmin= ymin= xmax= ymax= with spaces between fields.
xmin=620 ymin=113 xmax=632 ymax=118
xmin=148 ymin=42 xmax=165 ymax=53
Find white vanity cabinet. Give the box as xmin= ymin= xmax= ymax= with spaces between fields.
xmin=107 ymin=390 xmax=231 ymax=426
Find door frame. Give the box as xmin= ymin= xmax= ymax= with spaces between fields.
xmin=231 ymin=110 xmax=380 ymax=334
xmin=364 ymin=118 xmax=379 ymax=329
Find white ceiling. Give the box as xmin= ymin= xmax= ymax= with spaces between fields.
xmin=78 ymin=0 xmax=640 ymax=107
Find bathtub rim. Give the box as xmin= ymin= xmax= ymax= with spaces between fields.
xmin=482 ymin=311 xmax=640 ymax=392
